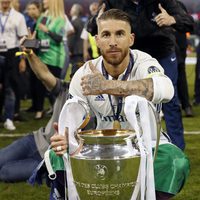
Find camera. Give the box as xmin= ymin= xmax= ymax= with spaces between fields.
xmin=22 ymin=38 xmax=49 ymax=52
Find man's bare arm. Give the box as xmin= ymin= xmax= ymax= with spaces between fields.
xmin=81 ymin=62 xmax=154 ymax=101
xmin=27 ymin=52 xmax=57 ymax=91
xmin=103 ymin=79 xmax=153 ymax=100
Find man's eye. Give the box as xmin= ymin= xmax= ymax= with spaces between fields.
xmin=117 ymin=32 xmax=124 ymax=36
xmin=102 ymin=33 xmax=109 ymax=38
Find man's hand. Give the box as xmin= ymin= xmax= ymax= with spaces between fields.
xmin=154 ymin=3 xmax=176 ymax=27
xmin=81 ymin=62 xmax=106 ymax=95
xmin=20 ymin=28 xmax=37 ymax=55
xmin=50 ymin=123 xmax=68 ymax=156
xmin=20 ymin=28 xmax=37 ymax=46
xmin=19 ymin=58 xmax=26 ymax=73
xmin=97 ymin=3 xmax=106 ymax=20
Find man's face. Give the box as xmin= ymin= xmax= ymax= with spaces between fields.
xmin=89 ymin=4 xmax=98 ymax=16
xmin=0 ymin=0 xmax=11 ymax=11
xmin=96 ymin=19 xmax=134 ymax=66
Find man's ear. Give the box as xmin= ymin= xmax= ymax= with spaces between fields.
xmin=95 ymin=35 xmax=100 ymax=48
xmin=129 ymin=33 xmax=135 ymax=47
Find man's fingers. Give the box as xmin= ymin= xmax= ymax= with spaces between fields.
xmin=52 ymin=144 xmax=67 ymax=156
xmin=27 ymin=28 xmax=36 ymax=39
xmin=158 ymin=3 xmax=166 ymax=13
xmin=27 ymin=27 xmax=32 ymax=38
xmin=51 ymin=124 xmax=68 ymax=155
xmin=53 ymin=122 xmax=58 ymax=132
xmin=97 ymin=3 xmax=106 ymax=19
xmin=19 ymin=36 xmax=27 ymax=46
xmin=89 ymin=61 xmax=100 ymax=74
xmin=51 ymin=140 xmax=67 ymax=147
xmin=32 ymin=30 xmax=37 ymax=39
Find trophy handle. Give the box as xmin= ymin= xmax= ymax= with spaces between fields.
xmin=70 ymin=134 xmax=84 ymax=156
xmin=58 ymin=97 xmax=90 ymax=135
xmin=147 ymin=102 xmax=161 ymax=160
xmin=58 ymin=97 xmax=90 ymax=155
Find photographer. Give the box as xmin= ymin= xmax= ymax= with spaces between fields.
xmin=30 ymin=0 xmax=66 ymax=119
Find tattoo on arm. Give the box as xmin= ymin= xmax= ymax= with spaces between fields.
xmin=82 ymin=73 xmax=105 ymax=94
xmin=104 ymin=78 xmax=154 ymax=100
xmin=135 ymin=79 xmax=153 ymax=100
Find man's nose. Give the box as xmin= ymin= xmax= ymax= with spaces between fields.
xmin=109 ymin=36 xmax=117 ymax=47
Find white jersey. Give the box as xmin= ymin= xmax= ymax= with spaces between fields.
xmin=69 ymin=49 xmax=173 ymax=130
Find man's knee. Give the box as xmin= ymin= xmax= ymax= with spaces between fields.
xmin=0 ymin=166 xmax=12 ymax=182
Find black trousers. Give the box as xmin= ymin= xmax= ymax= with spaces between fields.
xmin=0 ymin=48 xmax=21 ymax=116
xmin=194 ymin=43 xmax=200 ymax=103
xmin=30 ymin=64 xmax=61 ymax=111
xmin=177 ymin=61 xmax=191 ymax=109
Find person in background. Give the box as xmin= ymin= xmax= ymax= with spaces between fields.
xmin=0 ymin=30 xmax=89 ymax=182
xmin=59 ymin=14 xmax=74 ymax=80
xmin=24 ymin=1 xmax=42 ymax=33
xmin=191 ymin=12 xmax=200 ymax=106
xmin=68 ymin=3 xmax=84 ymax=76
xmin=81 ymin=2 xmax=100 ymax=62
xmin=32 ymin=0 xmax=66 ymax=119
xmin=176 ymin=31 xmax=193 ymax=117
xmin=0 ymin=0 xmax=28 ymax=130
xmin=87 ymin=0 xmax=194 ymax=151
xmin=22 ymin=1 xmax=42 ymax=113
xmin=175 ymin=1 xmax=193 ymax=117
xmin=0 ymin=50 xmax=69 ymax=182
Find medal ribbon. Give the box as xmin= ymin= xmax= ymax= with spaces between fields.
xmin=101 ymin=54 xmax=134 ymax=122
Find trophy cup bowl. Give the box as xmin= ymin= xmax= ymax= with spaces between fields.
xmin=70 ymin=129 xmax=140 ymax=200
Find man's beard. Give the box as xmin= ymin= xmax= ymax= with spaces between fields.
xmin=100 ymin=48 xmax=129 ymax=66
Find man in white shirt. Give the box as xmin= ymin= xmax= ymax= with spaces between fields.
xmin=0 ymin=0 xmax=27 ymax=130
xmin=50 ymin=9 xmax=189 ymax=200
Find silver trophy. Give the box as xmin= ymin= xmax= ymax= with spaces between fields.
xmin=59 ymin=97 xmax=160 ymax=200
xmin=71 ymin=129 xmax=140 ymax=200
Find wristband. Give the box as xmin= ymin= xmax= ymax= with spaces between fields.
xmin=15 ymin=49 xmax=33 ymax=57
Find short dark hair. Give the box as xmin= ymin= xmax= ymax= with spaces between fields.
xmin=98 ymin=9 xmax=132 ymax=28
xmin=27 ymin=1 xmax=42 ymax=12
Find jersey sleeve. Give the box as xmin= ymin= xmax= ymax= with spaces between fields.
xmin=16 ymin=13 xmax=28 ymax=37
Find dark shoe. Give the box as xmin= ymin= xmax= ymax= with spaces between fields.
xmin=184 ymin=106 xmax=193 ymax=117
xmin=25 ymin=106 xmax=35 ymax=112
xmin=34 ymin=111 xmax=44 ymax=120
xmin=14 ymin=114 xmax=27 ymax=122
xmin=0 ymin=115 xmax=3 ymax=122
xmin=193 ymin=100 xmax=200 ymax=106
